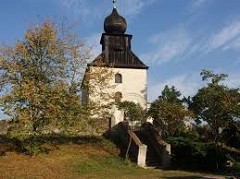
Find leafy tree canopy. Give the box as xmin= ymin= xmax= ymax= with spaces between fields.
xmin=148 ymin=85 xmax=193 ymax=138
xmin=0 ymin=19 xmax=111 ymax=135
xmin=189 ymin=70 xmax=240 ymax=143
xmin=117 ymin=101 xmax=145 ymax=122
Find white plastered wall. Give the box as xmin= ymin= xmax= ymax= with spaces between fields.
xmin=84 ymin=66 xmax=147 ymax=127
xmin=111 ymin=68 xmax=147 ymax=108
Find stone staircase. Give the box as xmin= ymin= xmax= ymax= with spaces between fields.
xmin=104 ymin=122 xmax=171 ymax=168
xmin=146 ymin=144 xmax=162 ymax=167
xmin=135 ymin=131 xmax=162 ymax=167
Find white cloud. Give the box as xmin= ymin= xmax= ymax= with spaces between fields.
xmin=142 ymin=27 xmax=192 ymax=65
xmin=62 ymin=0 xmax=104 ymax=24
xmin=191 ymin=0 xmax=208 ymax=9
xmin=148 ymin=71 xmax=240 ymax=102
xmin=224 ymin=73 xmax=240 ymax=89
xmin=223 ymin=37 xmax=240 ymax=51
xmin=117 ymin=0 xmax=157 ymax=17
xmin=148 ymin=73 xmax=201 ymax=102
xmin=61 ymin=0 xmax=157 ymax=23
xmin=188 ymin=0 xmax=211 ymax=13
xmin=62 ymin=0 xmax=89 ymax=15
xmin=206 ymin=19 xmax=240 ymax=52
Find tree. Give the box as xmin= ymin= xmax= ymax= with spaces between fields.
xmin=117 ymin=101 xmax=145 ymax=122
xmin=82 ymin=60 xmax=114 ymax=119
xmin=0 ymin=20 xmax=112 ymax=134
xmin=148 ymin=85 xmax=192 ymax=138
xmin=81 ymin=60 xmax=115 ymax=134
xmin=189 ymin=70 xmax=240 ymax=143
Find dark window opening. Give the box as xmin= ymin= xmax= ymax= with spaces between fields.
xmin=115 ymin=73 xmax=122 ymax=83
xmin=115 ymin=92 xmax=122 ymax=102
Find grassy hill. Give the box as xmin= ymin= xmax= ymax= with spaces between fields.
xmin=0 ymin=135 xmax=225 ymax=179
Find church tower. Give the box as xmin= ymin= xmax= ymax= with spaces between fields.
xmin=83 ymin=2 xmax=148 ymax=127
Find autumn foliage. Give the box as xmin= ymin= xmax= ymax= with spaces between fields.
xmin=0 ymin=20 xmax=111 ymax=135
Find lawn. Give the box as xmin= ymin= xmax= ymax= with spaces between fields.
xmin=0 ymin=136 xmax=225 ymax=179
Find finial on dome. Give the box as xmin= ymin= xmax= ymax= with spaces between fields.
xmin=104 ymin=2 xmax=127 ymax=34
xmin=113 ymin=0 xmax=117 ymax=9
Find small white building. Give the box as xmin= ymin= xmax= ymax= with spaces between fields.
xmin=82 ymin=7 xmax=148 ymax=128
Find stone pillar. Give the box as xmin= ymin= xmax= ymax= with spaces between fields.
xmin=162 ymin=144 xmax=171 ymax=167
xmin=137 ymin=144 xmax=147 ymax=167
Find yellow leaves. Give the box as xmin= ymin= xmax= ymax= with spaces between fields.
xmin=83 ymin=66 xmax=115 ymax=120
xmin=24 ymin=20 xmax=59 ymax=60
xmin=86 ymin=66 xmax=114 ymax=90
xmin=25 ymin=19 xmax=57 ymax=44
xmin=0 ymin=18 xmax=99 ymax=133
xmin=221 ymin=91 xmax=240 ymax=114
xmin=15 ymin=41 xmax=26 ymax=54
xmin=1 ymin=94 xmax=13 ymax=102
xmin=18 ymin=110 xmax=30 ymax=122
xmin=70 ymin=47 xmax=78 ymax=59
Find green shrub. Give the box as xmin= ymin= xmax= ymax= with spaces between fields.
xmin=168 ymin=137 xmax=228 ymax=171
xmin=226 ymin=154 xmax=240 ymax=173
xmin=23 ymin=142 xmax=49 ymax=155
xmin=222 ymin=124 xmax=240 ymax=149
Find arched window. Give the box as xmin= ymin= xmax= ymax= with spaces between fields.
xmin=115 ymin=73 xmax=122 ymax=83
xmin=115 ymin=92 xmax=122 ymax=102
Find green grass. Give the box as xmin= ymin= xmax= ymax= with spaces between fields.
xmin=75 ymin=155 xmax=224 ymax=179
xmin=76 ymin=155 xmax=147 ymax=177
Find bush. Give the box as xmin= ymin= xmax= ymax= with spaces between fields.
xmin=168 ymin=136 xmax=228 ymax=171
xmin=226 ymin=154 xmax=240 ymax=173
xmin=221 ymin=123 xmax=240 ymax=149
xmin=22 ymin=142 xmax=49 ymax=155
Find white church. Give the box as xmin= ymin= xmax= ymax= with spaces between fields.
xmin=82 ymin=5 xmax=149 ymax=128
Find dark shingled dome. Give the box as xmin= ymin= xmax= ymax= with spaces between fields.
xmin=104 ymin=8 xmax=127 ymax=34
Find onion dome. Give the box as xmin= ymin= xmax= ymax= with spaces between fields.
xmin=104 ymin=8 xmax=127 ymax=34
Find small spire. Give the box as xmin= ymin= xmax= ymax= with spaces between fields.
xmin=113 ymin=0 xmax=117 ymax=9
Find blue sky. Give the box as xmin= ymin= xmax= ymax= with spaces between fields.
xmin=0 ymin=0 xmax=240 ymax=104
